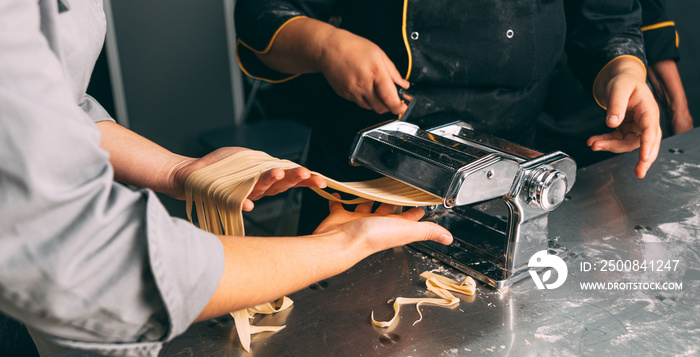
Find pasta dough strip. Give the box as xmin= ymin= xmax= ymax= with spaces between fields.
xmin=231 ymin=296 xmax=294 ymax=353
xmin=371 ymin=272 xmax=476 ymax=328
xmin=185 ymin=150 xmax=443 ymax=236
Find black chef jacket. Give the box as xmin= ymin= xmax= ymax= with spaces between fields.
xmin=236 ymin=0 xmax=645 ymax=168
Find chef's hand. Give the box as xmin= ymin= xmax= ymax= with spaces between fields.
xmin=317 ymin=29 xmax=410 ymax=115
xmin=253 ymin=17 xmax=408 ymax=116
xmin=587 ymin=56 xmax=661 ymax=179
xmin=313 ymin=194 xmax=453 ymax=251
xmin=171 ymin=147 xmax=326 ymax=210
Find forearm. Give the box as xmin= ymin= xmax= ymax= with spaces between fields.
xmin=648 ymin=59 xmax=693 ymax=134
xmin=97 ymin=121 xmax=191 ymax=197
xmin=650 ymin=60 xmax=688 ymax=110
xmin=254 ymin=17 xmax=341 ymax=75
xmin=196 ymin=231 xmax=357 ymax=320
xmin=196 ymin=201 xmax=453 ymax=321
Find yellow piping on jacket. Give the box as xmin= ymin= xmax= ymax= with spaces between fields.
xmin=640 ymin=21 xmax=679 ymax=48
xmin=401 ymin=0 xmax=413 ymax=80
xmin=236 ymin=16 xmax=306 ymax=83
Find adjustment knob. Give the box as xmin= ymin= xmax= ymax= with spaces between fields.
xmin=528 ymin=168 xmax=568 ymax=211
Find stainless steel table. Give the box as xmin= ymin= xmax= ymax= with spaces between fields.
xmin=162 ymin=128 xmax=700 ymax=356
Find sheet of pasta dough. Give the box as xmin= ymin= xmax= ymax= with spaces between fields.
xmin=185 ymin=150 xmax=443 ymax=235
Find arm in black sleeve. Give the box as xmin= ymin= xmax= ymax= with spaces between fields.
xmin=565 ymin=0 xmax=647 ymax=92
xmin=640 ymin=1 xmax=693 ymax=134
xmin=639 ymin=0 xmax=680 ymax=64
xmin=234 ymin=0 xmax=340 ymax=82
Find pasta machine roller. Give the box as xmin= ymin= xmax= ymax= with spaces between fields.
xmin=349 ymin=102 xmax=576 ymax=289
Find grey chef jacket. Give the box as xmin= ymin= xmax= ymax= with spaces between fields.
xmin=0 ymin=1 xmax=224 ymax=355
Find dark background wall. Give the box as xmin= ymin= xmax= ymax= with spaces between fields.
xmin=108 ymin=0 xmax=236 ymax=158
xmin=666 ymin=1 xmax=700 ymax=126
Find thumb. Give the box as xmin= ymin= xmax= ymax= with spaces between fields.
xmin=605 ymin=80 xmax=634 ymax=128
xmin=417 ymin=221 xmax=453 ymax=245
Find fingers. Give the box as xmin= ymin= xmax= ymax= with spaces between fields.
xmin=371 ymin=56 xmax=409 ymax=115
xmin=328 ymin=193 xmax=345 ymax=213
xmin=276 ymin=168 xmax=326 ymax=190
xmin=248 ymin=167 xmax=322 ymax=201
xmin=397 ymin=207 xmax=426 ymax=221
xmin=346 ymin=50 xmax=408 ymax=115
xmin=636 ymin=122 xmax=661 ymax=179
xmin=330 ymin=198 xmax=401 ymax=216
xmin=242 ymin=199 xmax=254 ymax=212
xmin=327 ymin=195 xmax=415 ymax=219
xmin=392 ymin=219 xmax=453 ymax=246
xmin=322 ymin=195 xmax=453 ymax=247
xmin=386 ymin=54 xmax=410 ymax=90
xmin=302 ymin=174 xmax=327 ymax=189
xmin=367 ymin=208 xmax=453 ymax=246
xmin=634 ymin=101 xmax=661 ymax=160
xmin=587 ymin=130 xmax=640 ymax=153
xmin=383 ymin=55 xmax=410 ymax=115
xmin=630 ymin=89 xmax=661 ymax=179
xmin=374 ymin=76 xmax=406 ymax=115
xmin=373 ymin=203 xmax=398 ymax=215
xmin=362 ymin=91 xmax=391 ymax=114
xmin=361 ymin=71 xmax=403 ymax=115
xmin=248 ymin=168 xmax=285 ymax=200
xmin=587 ymin=130 xmax=624 ymax=148
xmin=354 ymin=201 xmax=374 ymax=214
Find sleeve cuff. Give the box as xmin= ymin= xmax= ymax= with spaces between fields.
xmin=144 ymin=190 xmax=224 ymax=340
xmin=79 ymin=94 xmax=115 ymax=123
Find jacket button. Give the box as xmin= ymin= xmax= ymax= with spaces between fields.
xmin=410 ymin=31 xmax=419 ymax=40
xmin=506 ymin=29 xmax=514 ymax=38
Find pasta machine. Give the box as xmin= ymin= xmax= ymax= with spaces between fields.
xmin=348 ymin=97 xmax=576 ymax=289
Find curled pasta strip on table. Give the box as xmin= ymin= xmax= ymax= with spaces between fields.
xmin=371 ymin=271 xmax=476 ymax=328
xmin=230 ymin=297 xmax=294 ymax=353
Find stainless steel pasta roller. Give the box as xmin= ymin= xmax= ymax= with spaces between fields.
xmin=349 ymin=94 xmax=576 ymax=289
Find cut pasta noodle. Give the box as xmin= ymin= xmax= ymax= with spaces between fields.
xmin=371 ymin=271 xmax=476 ymax=328
xmin=230 ymin=297 xmax=294 ymax=353
xmin=183 ymin=150 xmax=443 ymax=352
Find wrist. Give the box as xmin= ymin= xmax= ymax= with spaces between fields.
xmin=593 ymin=55 xmax=647 ymax=109
xmin=315 ymin=24 xmax=348 ymax=73
xmin=311 ymin=228 xmax=370 ymax=267
xmin=166 ymin=156 xmax=197 ymax=200
xmin=669 ymin=104 xmax=691 ymax=117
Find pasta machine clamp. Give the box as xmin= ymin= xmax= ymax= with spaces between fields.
xmin=349 ymin=99 xmax=576 ymax=289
